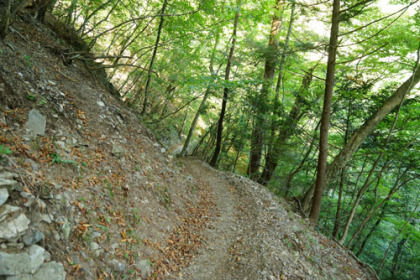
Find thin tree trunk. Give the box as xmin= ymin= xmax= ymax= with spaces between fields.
xmin=302 ymin=51 xmax=420 ymax=212
xmin=332 ymin=101 xmax=352 ymax=238
xmin=346 ymin=170 xmax=414 ymax=248
xmin=390 ymin=238 xmax=408 ymax=279
xmin=259 ymin=67 xmax=314 ymax=184
xmin=284 ymin=120 xmax=320 ymax=197
xmin=141 ymin=0 xmax=168 ymax=115
xmin=77 ymin=0 xmax=114 ymax=34
xmin=356 ymin=206 xmax=386 ymax=257
xmin=248 ymin=0 xmax=282 ymax=178
xmin=339 ymin=157 xmax=389 ymax=244
xmin=209 ymin=1 xmax=241 ymax=167
xmin=265 ymin=1 xmax=296 ymax=168
xmin=377 ymin=202 xmax=418 ymax=276
xmin=309 ymin=0 xmax=341 ymax=225
xmin=181 ymin=31 xmax=221 ymax=156
xmin=0 ymin=0 xmax=12 ymax=40
xmin=339 ymin=82 xmax=407 ymax=243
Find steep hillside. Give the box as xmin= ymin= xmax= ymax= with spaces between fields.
xmin=0 ymin=16 xmax=376 ymax=279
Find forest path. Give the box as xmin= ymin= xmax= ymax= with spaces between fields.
xmin=174 ymin=158 xmax=296 ymax=280
xmin=170 ymin=158 xmax=375 ymax=280
xmin=177 ymin=158 xmax=241 ymax=279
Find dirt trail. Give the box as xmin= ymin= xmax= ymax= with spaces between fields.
xmin=177 ymin=158 xmax=239 ymax=279
xmin=172 ymin=158 xmax=375 ymax=280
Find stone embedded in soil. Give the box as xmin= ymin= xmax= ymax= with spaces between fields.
xmin=0 ymin=188 xmax=9 ymax=206
xmin=111 ymin=144 xmax=125 ymax=158
xmin=109 ymin=259 xmax=126 ymax=272
xmin=22 ymin=229 xmax=45 ymax=246
xmin=0 ymin=212 xmax=30 ymax=241
xmin=135 ymin=260 xmax=152 ymax=279
xmin=0 ymin=205 xmax=20 ymax=221
xmin=25 ymin=109 xmax=46 ymax=136
xmin=32 ymin=262 xmax=65 ymax=280
xmin=0 ymin=178 xmax=18 ymax=191
xmin=0 ymin=251 xmax=32 ymax=275
xmin=28 ymin=245 xmax=46 ymax=273
xmin=0 ymin=172 xmax=18 ymax=180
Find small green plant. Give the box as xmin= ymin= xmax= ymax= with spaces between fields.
xmin=38 ymin=98 xmax=48 ymax=106
xmin=104 ymin=179 xmax=114 ymax=199
xmin=26 ymin=94 xmax=36 ymax=101
xmin=0 ymin=145 xmax=12 ymax=155
xmin=23 ymin=55 xmax=32 ymax=67
xmin=50 ymin=153 xmax=77 ymax=165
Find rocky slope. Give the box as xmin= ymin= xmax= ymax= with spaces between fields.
xmin=0 ymin=16 xmax=376 ymax=280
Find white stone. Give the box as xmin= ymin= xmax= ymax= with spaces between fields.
xmin=97 ymin=101 xmax=105 ymax=107
xmin=0 ymin=251 xmax=31 ymax=275
xmin=32 ymin=262 xmax=65 ymax=280
xmin=28 ymin=245 xmax=46 ymax=273
xmin=0 ymin=178 xmax=18 ymax=190
xmin=0 ymin=188 xmax=9 ymax=206
xmin=0 ymin=213 xmax=30 ymax=240
xmin=0 ymin=204 xmax=20 ymax=221
xmin=25 ymin=109 xmax=46 ymax=136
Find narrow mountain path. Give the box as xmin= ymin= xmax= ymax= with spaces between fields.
xmin=177 ymin=158 xmax=239 ymax=279
xmin=168 ymin=158 xmax=375 ymax=280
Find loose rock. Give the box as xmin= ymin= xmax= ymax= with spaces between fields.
xmin=22 ymin=229 xmax=45 ymax=246
xmin=135 ymin=259 xmax=152 ymax=279
xmin=0 ymin=188 xmax=9 ymax=206
xmin=25 ymin=109 xmax=46 ymax=136
xmin=32 ymin=262 xmax=65 ymax=280
xmin=0 ymin=212 xmax=31 ymax=241
xmin=0 ymin=251 xmax=31 ymax=275
xmin=28 ymin=245 xmax=46 ymax=273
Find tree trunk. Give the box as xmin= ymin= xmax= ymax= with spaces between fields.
xmin=339 ymin=157 xmax=390 ymax=244
xmin=141 ymin=0 xmax=168 ymax=115
xmin=264 ymin=1 xmax=296 ymax=175
xmin=209 ymin=1 xmax=241 ymax=167
xmin=390 ymin=238 xmax=407 ymax=279
xmin=378 ymin=202 xmax=418 ymax=276
xmin=0 ymin=0 xmax=12 ymax=40
xmin=355 ymin=207 xmax=386 ymax=257
xmin=332 ymin=101 xmax=351 ymax=238
xmin=284 ymin=120 xmax=319 ymax=197
xmin=309 ymin=0 xmax=341 ymax=225
xmin=259 ymin=67 xmax=314 ymax=184
xmin=248 ymin=0 xmax=282 ymax=178
xmin=181 ymin=31 xmax=221 ymax=157
xmin=346 ymin=169 xmax=412 ymax=248
xmin=302 ymin=59 xmax=420 ymax=212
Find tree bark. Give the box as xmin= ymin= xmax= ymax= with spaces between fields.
xmin=141 ymin=0 xmax=168 ymax=115
xmin=248 ymin=0 xmax=282 ymax=178
xmin=309 ymin=0 xmax=341 ymax=225
xmin=209 ymin=1 xmax=241 ymax=167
